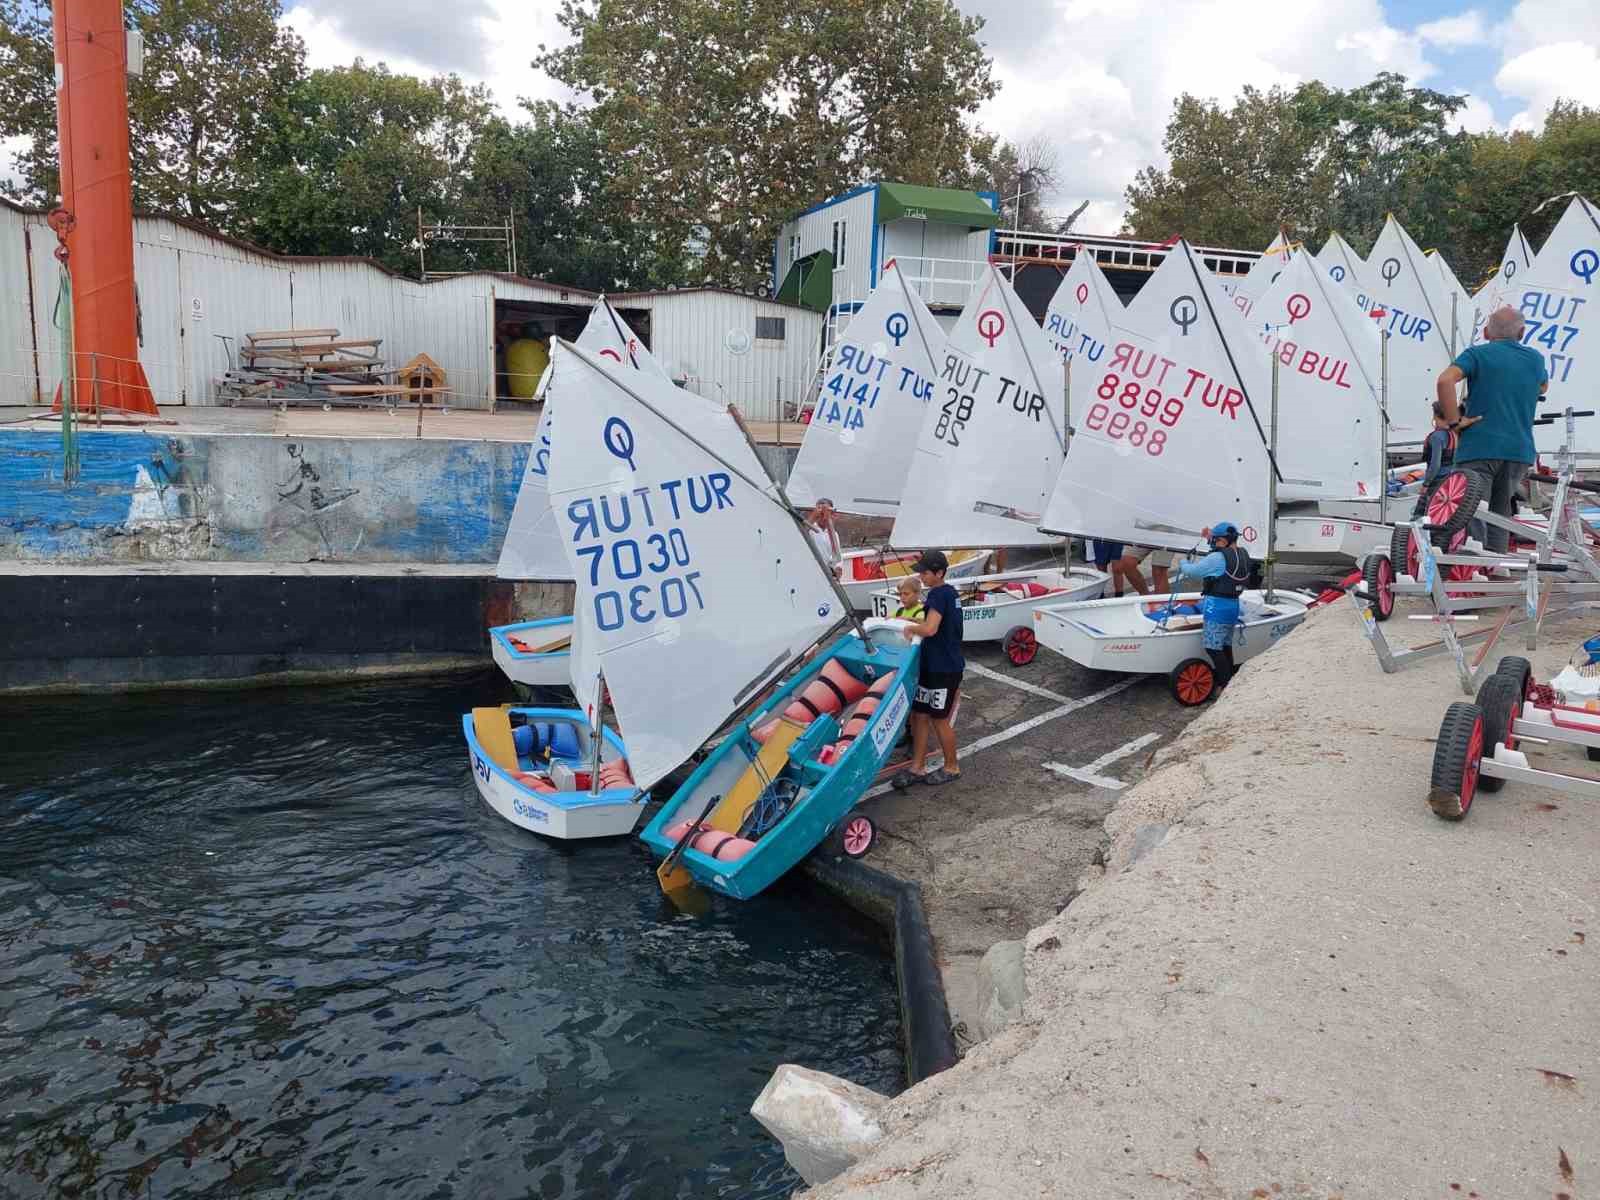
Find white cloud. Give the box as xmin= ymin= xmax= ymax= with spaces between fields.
xmin=1448 ymin=94 xmax=1500 ymax=133
xmin=1498 ymin=0 xmax=1600 ymax=55
xmin=282 ymin=0 xmax=574 ymax=119
xmin=963 ymin=0 xmax=1437 ymax=235
xmin=1496 ymin=40 xmax=1600 ymax=130
xmin=1417 ymin=11 xmax=1489 ymax=49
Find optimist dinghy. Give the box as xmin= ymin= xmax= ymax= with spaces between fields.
xmin=786 ymin=262 xmax=989 ymax=608
xmin=545 ymin=340 xmax=920 ymax=903
xmin=1032 ymin=590 xmax=1312 ymax=706
xmin=463 ymin=705 xmax=641 ymax=839
xmin=488 ymin=297 xmax=685 ymax=686
xmin=869 ymin=566 xmax=1107 ymax=664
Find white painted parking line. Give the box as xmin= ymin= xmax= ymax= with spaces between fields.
xmin=963 ymin=661 xmax=1074 ymax=705
xmin=1043 ymin=731 xmax=1161 ymax=790
xmin=865 ymin=677 xmax=1139 ymax=799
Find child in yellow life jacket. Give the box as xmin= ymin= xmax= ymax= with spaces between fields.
xmin=892 ymin=576 xmax=926 ymax=621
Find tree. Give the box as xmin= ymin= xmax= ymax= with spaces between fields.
xmin=0 ymin=0 xmax=305 ymax=224
xmin=1123 ymin=73 xmax=1471 ymax=258
xmin=239 ymin=62 xmax=495 ymax=274
xmin=537 ymin=0 xmax=999 ymax=286
xmin=968 ymin=133 xmax=1060 ymax=230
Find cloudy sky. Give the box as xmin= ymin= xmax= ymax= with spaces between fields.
xmin=279 ymin=0 xmax=1600 ymax=233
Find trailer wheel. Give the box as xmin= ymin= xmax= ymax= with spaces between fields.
xmin=1169 ymin=657 xmax=1216 ymax=706
xmin=1363 ymin=553 xmax=1395 ymax=621
xmin=1495 ymin=655 xmax=1533 ymax=700
xmin=1389 ymin=524 xmax=1418 ymax=580
xmin=837 ymin=814 xmax=875 ymax=859
xmin=1003 ymin=624 xmax=1038 ymax=666
xmin=1473 ymin=674 xmax=1520 ymax=795
xmin=1428 ymin=702 xmax=1484 ymax=820
xmin=1425 ymin=470 xmax=1488 ymax=543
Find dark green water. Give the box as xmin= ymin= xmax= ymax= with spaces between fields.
xmin=0 ymin=672 xmax=902 ymax=1198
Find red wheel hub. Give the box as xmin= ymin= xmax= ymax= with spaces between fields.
xmin=1428 ymin=473 xmax=1469 ymax=525
xmin=1175 ymin=662 xmax=1214 ymax=704
xmin=842 ymin=816 xmax=873 ymax=855
xmin=1461 ymin=716 xmax=1483 ymax=814
xmin=1005 ymin=627 xmax=1037 ymax=665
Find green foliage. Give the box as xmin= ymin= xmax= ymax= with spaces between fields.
xmin=1125 ymin=73 xmax=1471 ymax=260
xmin=537 ymin=0 xmax=999 ymax=286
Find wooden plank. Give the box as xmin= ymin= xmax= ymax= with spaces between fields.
xmin=323 ymin=385 xmax=408 ymax=396
xmin=245 ymin=328 xmax=339 ymax=342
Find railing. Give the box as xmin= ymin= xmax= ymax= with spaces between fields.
xmin=881 ymin=255 xmax=996 ymax=310
xmin=994 ymin=228 xmax=1260 ymax=277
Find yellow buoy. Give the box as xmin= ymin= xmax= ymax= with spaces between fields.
xmin=505 ymin=337 xmax=550 ymax=400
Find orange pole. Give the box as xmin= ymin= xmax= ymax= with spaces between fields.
xmin=52 ymin=0 xmax=156 ymax=415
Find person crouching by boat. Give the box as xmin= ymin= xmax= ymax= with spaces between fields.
xmin=892 ymin=550 xmax=963 ymax=789
xmin=805 ymin=499 xmax=843 ymax=573
xmin=892 ymin=576 xmax=926 ymax=621
xmin=1172 ymin=522 xmax=1252 ymax=692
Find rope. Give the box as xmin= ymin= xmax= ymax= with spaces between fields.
xmin=52 ymin=262 xmax=78 ymax=485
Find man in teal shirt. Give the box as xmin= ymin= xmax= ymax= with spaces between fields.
xmin=1435 ymin=305 xmax=1549 ymax=553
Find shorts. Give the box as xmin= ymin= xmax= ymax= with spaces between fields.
xmin=912 ymin=668 xmax=962 ymax=718
xmin=1200 ymin=595 xmax=1241 ymax=651
xmin=1091 ymin=540 xmax=1124 ymax=569
xmin=1127 ymin=546 xmax=1176 ymax=569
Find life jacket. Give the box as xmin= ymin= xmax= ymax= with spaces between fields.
xmin=1437 ymin=426 xmax=1458 ymax=465
xmin=892 ymin=603 xmax=926 ymax=621
xmin=1201 ymin=545 xmax=1251 ymax=600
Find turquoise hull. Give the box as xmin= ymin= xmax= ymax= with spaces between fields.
xmin=638 ymin=627 xmax=920 ymax=900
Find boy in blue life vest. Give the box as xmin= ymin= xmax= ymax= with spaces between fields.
xmin=1413 ymin=400 xmax=1479 ymax=517
xmin=1172 ymin=521 xmax=1252 ymax=691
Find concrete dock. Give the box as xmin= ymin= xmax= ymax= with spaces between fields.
xmin=806 ymin=595 xmax=1599 ymax=1198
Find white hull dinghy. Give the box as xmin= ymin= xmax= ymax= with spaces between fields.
xmin=1032 ymin=590 xmax=1313 ymax=705
xmin=462 ymin=705 xmax=642 ymax=840
xmin=488 ymin=615 xmax=574 ymax=688
xmin=836 ymin=546 xmax=989 ymax=611
xmin=869 ymin=566 xmax=1107 ymax=664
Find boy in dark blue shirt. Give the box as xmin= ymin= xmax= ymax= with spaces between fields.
xmin=891 ymin=550 xmax=964 ymax=788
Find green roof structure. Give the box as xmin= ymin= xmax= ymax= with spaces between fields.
xmin=776 ymin=248 xmax=835 ymax=313
xmin=876 ymin=183 xmax=1000 ymax=229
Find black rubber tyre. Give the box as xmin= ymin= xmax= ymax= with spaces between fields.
xmin=1588 ymin=747 xmax=1600 ymax=763
xmin=1363 ymin=553 xmax=1395 ymax=621
xmin=1494 ymin=655 xmax=1533 ymax=700
xmin=1473 ymin=674 xmax=1520 ymax=794
xmin=1169 ymin=657 xmax=1216 ymax=706
xmin=1003 ymin=624 xmax=1038 ymax=666
xmin=1422 ymin=470 xmax=1488 ymax=545
xmin=1428 ymin=702 xmax=1484 ymax=821
xmin=1389 ymin=523 xmax=1415 ymax=580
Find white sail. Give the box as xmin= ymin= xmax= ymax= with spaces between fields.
xmin=1225 ymin=231 xmax=1294 ymax=322
xmin=891 ymin=264 xmax=1067 ymax=549
xmin=498 ymin=298 xmax=682 ymax=580
xmin=1470 ymin=224 xmax=1536 ymax=345
xmin=1363 ymin=216 xmax=1458 ymax=422
xmin=1426 ymin=249 xmax=1475 ymax=355
xmin=1038 ymin=240 xmax=1273 ymax=553
xmin=1317 ymin=233 xmax=1376 ymax=309
xmin=1255 ymin=251 xmax=1384 ymax=500
xmin=1043 ymin=252 xmax=1123 ymax=369
xmin=786 ymin=262 xmax=947 ymax=517
xmin=547 ymin=341 xmax=841 ymax=790
xmin=1513 ymin=196 xmax=1600 ymax=455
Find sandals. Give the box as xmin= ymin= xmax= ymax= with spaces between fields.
xmin=890 ymin=767 xmax=961 ymax=790
xmin=921 ymin=768 xmax=960 ymax=787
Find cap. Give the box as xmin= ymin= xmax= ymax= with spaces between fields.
xmin=912 ymin=549 xmax=949 ymax=573
xmin=1210 ymin=521 xmax=1240 ymax=540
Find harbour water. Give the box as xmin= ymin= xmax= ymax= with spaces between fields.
xmin=0 ymin=673 xmax=903 ymax=1198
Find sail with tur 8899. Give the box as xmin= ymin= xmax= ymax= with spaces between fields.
xmin=1038 ymin=239 xmax=1272 ymax=553
xmin=496 ymin=297 xmax=678 ymax=580
xmin=891 ymin=263 xmax=1067 ymax=548
xmin=786 ymin=260 xmax=947 ymax=516
xmin=548 ymin=341 xmax=842 ymax=790
xmin=1514 ymin=195 xmax=1600 ymax=457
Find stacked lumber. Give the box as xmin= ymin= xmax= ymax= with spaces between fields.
xmin=218 ymin=328 xmax=406 ymax=407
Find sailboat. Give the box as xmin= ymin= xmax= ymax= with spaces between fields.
xmin=489 ymin=297 xmax=684 ymax=687
xmin=1468 ymin=224 xmax=1535 ymax=346
xmin=535 ymin=340 xmax=923 ymax=900
xmin=785 ymin=260 xmax=990 ymax=610
xmin=1359 ymin=215 xmax=1461 ymax=431
xmin=1317 ymin=232 xmax=1375 ymax=307
xmin=1221 ymin=230 xmax=1294 ymax=322
xmin=1032 ymin=239 xmax=1311 ymax=701
xmin=1515 ymin=196 xmax=1600 ymax=457
xmin=886 ymin=262 xmax=1107 ymax=662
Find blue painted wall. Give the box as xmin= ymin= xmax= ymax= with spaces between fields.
xmin=0 ymin=430 xmax=529 ymax=564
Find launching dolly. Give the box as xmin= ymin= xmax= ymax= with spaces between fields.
xmin=1428 ymin=654 xmax=1600 ymax=820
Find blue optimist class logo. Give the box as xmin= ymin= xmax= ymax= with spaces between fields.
xmin=1571 ymin=248 xmax=1600 ymax=285
xmin=603 ymin=417 xmax=636 ymax=471
xmin=885 ymin=312 xmax=909 ymax=346
xmin=817 ymin=603 xmax=831 ymax=619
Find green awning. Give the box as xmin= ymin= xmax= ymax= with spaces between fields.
xmin=876 ymin=183 xmax=999 ymax=230
xmin=776 ymin=249 xmax=835 ymax=312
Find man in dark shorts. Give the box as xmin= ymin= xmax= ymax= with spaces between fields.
xmin=892 ymin=550 xmax=963 ymax=788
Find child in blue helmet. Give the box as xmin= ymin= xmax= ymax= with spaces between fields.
xmin=1172 ymin=521 xmax=1253 ymax=691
